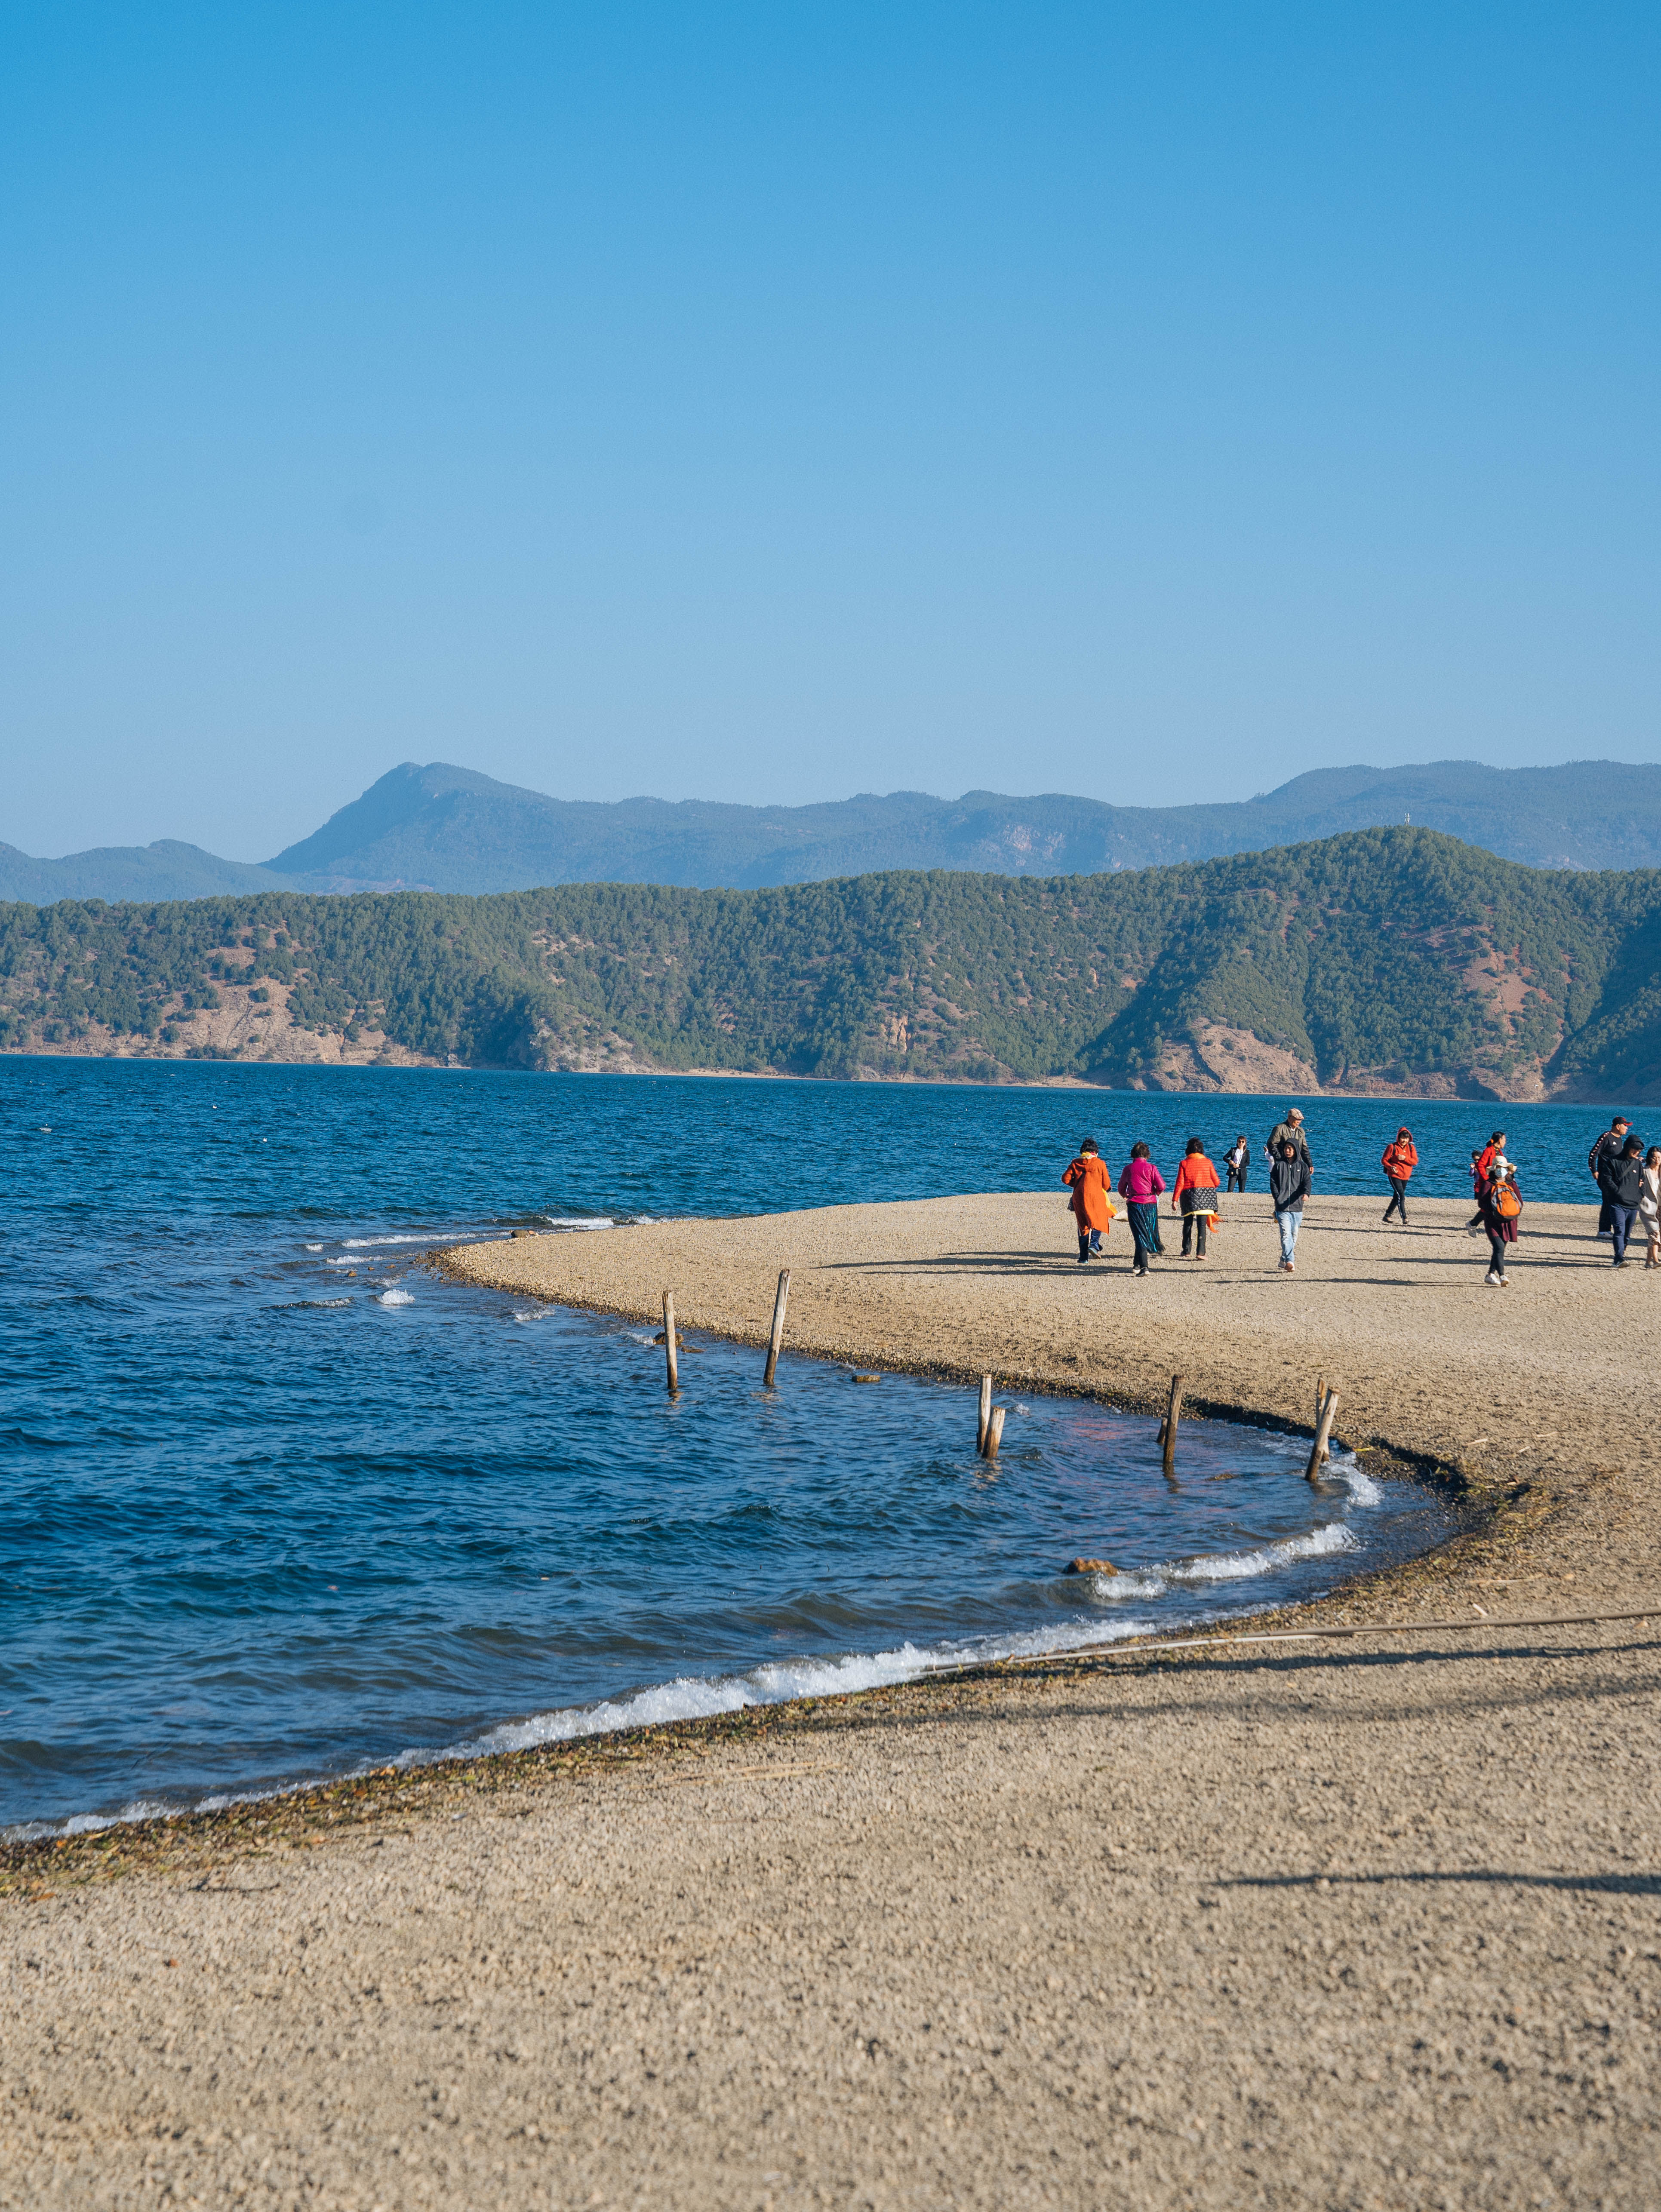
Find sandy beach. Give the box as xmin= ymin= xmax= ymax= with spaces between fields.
xmin=6 ymin=1190 xmax=1660 ymax=2209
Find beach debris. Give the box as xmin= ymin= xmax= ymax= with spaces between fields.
xmin=1307 ymin=1386 xmax=1341 ymax=1482
xmin=1067 ymin=1558 xmax=1117 ymax=1575
xmin=1157 ymin=1373 xmax=1186 ymax=1476
xmin=763 ymin=1269 xmax=791 ymax=1387
xmin=850 ymin=1373 xmax=881 ymax=1383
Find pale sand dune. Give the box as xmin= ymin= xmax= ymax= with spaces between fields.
xmin=6 ymin=1192 xmax=1660 ymax=2209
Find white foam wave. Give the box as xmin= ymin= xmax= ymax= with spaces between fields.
xmin=540 ymin=1216 xmax=615 ymax=1231
xmin=1166 ymin=1521 xmax=1354 ymax=1582
xmin=1340 ymin=1465 xmax=1383 ymax=1506
xmin=404 ymin=1617 xmax=1157 ymax=1768
xmin=304 ymin=1243 xmax=324 ymax=1251
xmin=377 ymin=1288 xmax=414 ymax=1306
xmin=1087 ymin=1571 xmax=1169 ymax=1599
xmin=3 ymin=1797 xmax=178 ymax=1844
xmin=340 ymin=1233 xmax=442 ymax=1248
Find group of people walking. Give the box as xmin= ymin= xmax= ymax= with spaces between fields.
xmin=1587 ymin=1114 xmax=1661 ymax=1268
xmin=1061 ymin=1106 xmax=1661 ymax=1285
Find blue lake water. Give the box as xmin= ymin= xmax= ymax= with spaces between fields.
xmin=6 ymin=1058 xmax=1617 ymax=1837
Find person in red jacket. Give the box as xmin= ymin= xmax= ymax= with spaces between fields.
xmin=1467 ymin=1131 xmax=1506 ymax=1231
xmin=1171 ymin=1136 xmax=1222 ymax=1259
xmin=1381 ymin=1127 xmax=1418 ymax=1224
xmin=1062 ymin=1138 xmax=1114 ymax=1264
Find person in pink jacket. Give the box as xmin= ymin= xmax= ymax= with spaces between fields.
xmin=1116 ymin=1142 xmax=1167 ymax=1278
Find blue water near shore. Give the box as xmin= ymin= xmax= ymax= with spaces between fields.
xmin=6 ymin=1058 xmax=1616 ymax=1837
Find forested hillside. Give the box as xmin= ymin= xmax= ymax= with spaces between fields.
xmin=6 ymin=827 xmax=1661 ymax=1101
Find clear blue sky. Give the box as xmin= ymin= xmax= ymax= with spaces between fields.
xmin=4 ymin=3 xmax=1657 ymax=860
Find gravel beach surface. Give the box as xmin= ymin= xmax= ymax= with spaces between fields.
xmin=6 ymin=1191 xmax=1659 ymax=2210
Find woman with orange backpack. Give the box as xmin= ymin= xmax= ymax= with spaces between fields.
xmin=1477 ymin=1158 xmax=1523 ymax=1285
xmin=1381 ymin=1127 xmax=1418 ymax=1225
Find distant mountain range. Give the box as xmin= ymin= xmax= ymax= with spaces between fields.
xmin=6 ymin=757 xmax=1661 ymax=906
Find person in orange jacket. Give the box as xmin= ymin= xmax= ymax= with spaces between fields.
xmin=1381 ymin=1126 xmax=1418 ymax=1224
xmin=1062 ymin=1138 xmax=1115 ymax=1264
xmin=1171 ymin=1136 xmax=1222 ymax=1260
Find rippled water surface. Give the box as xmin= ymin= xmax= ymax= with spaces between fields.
xmin=3 ymin=1057 xmax=1602 ymax=1833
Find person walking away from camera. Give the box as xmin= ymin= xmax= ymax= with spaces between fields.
xmin=1641 ymin=1147 xmax=1661 ymax=1269
xmin=1062 ymin=1138 xmax=1114 ymax=1265
xmin=1172 ymin=1137 xmax=1222 ymax=1259
xmin=1468 ymin=1131 xmax=1505 ymax=1231
xmin=1381 ymin=1126 xmax=1418 ymax=1224
xmin=1270 ymin=1141 xmax=1312 ymax=1274
xmin=1225 ymin=1134 xmax=1250 ymax=1192
xmin=1478 ymin=1159 xmax=1523 ymax=1285
xmin=1265 ymin=1108 xmax=1310 ymax=1173
xmin=1589 ymin=1115 xmax=1633 ymax=1237
xmin=1596 ymin=1134 xmax=1646 ymax=1267
xmin=1117 ymin=1142 xmax=1167 ymax=1278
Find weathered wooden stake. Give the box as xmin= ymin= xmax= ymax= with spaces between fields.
xmin=982 ymin=1405 xmax=1006 ymax=1460
xmin=663 ymin=1290 xmax=679 ymax=1395
xmin=1307 ymin=1386 xmax=1339 ymax=1481
xmin=977 ymin=1374 xmax=993 ymax=1454
xmin=1315 ymin=1371 xmax=1327 ymax=1461
xmin=1160 ymin=1373 xmax=1186 ymax=1476
xmin=762 ymin=1269 xmax=791 ymax=1388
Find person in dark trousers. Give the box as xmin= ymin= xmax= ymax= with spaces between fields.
xmin=1589 ymin=1115 xmax=1633 ymax=1237
xmin=1478 ymin=1161 xmax=1522 ymax=1285
xmin=1117 ymin=1142 xmax=1166 ymax=1278
xmin=1381 ymin=1127 xmax=1417 ymax=1224
xmin=1596 ymin=1133 xmax=1646 ymax=1266
xmin=1269 ymin=1141 xmax=1313 ymax=1273
xmin=1468 ymin=1131 xmax=1505 ymax=1231
xmin=1172 ymin=1137 xmax=1221 ymax=1259
xmin=1225 ymin=1135 xmax=1250 ymax=1192
xmin=1062 ymin=1138 xmax=1113 ymax=1264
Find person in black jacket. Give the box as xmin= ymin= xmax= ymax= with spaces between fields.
xmin=1269 ymin=1142 xmax=1313 ymax=1274
xmin=1596 ymin=1133 xmax=1646 ymax=1266
xmin=1589 ymin=1116 xmax=1633 ymax=1237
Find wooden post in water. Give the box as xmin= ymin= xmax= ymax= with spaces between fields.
xmin=663 ymin=1290 xmax=680 ymax=1395
xmin=977 ymin=1374 xmax=993 ymax=1454
xmin=1160 ymin=1373 xmax=1186 ymax=1476
xmin=762 ymin=1269 xmax=791 ymax=1388
xmin=982 ymin=1406 xmax=1006 ymax=1460
xmin=1307 ymin=1387 xmax=1339 ymax=1481
xmin=1315 ymin=1372 xmax=1330 ymax=1466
